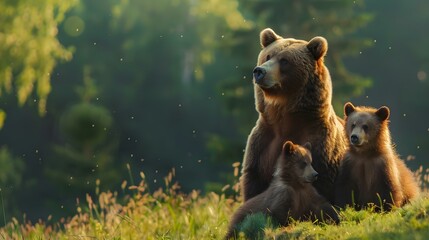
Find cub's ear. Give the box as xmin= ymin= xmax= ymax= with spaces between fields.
xmin=303 ymin=142 xmax=312 ymax=151
xmin=376 ymin=106 xmax=390 ymax=121
xmin=344 ymin=102 xmax=356 ymax=117
xmin=282 ymin=141 xmax=295 ymax=155
xmin=260 ymin=28 xmax=281 ymax=48
xmin=307 ymin=36 xmax=328 ymax=60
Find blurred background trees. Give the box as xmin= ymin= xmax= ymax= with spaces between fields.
xmin=0 ymin=0 xmax=77 ymax=124
xmin=0 ymin=0 xmax=428 ymax=222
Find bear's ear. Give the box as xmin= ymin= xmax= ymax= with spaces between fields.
xmin=260 ymin=28 xmax=281 ymax=48
xmin=282 ymin=141 xmax=295 ymax=155
xmin=307 ymin=37 xmax=328 ymax=60
xmin=375 ymin=106 xmax=390 ymax=121
xmin=303 ymin=142 xmax=312 ymax=151
xmin=344 ymin=102 xmax=356 ymax=117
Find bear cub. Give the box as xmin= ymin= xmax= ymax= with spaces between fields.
xmin=226 ymin=141 xmax=338 ymax=239
xmin=335 ymin=102 xmax=420 ymax=211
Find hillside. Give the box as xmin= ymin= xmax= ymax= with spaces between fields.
xmin=1 ymin=169 xmax=428 ymax=239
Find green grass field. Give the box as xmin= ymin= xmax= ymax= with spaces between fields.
xmin=1 ymin=167 xmax=429 ymax=239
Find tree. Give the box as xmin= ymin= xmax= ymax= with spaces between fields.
xmin=0 ymin=147 xmax=24 ymax=223
xmin=52 ymin=0 xmax=253 ymax=192
xmin=0 ymin=0 xmax=76 ymax=127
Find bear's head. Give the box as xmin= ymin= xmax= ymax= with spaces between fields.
xmin=344 ymin=102 xmax=390 ymax=152
xmin=277 ymin=141 xmax=318 ymax=184
xmin=253 ymin=28 xmax=331 ymax=109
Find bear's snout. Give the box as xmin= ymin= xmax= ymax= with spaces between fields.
xmin=304 ymin=168 xmax=319 ymax=183
xmin=310 ymin=172 xmax=318 ymax=182
xmin=350 ymin=134 xmax=359 ymax=145
xmin=253 ymin=66 xmax=266 ymax=83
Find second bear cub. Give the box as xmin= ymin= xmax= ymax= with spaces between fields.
xmin=335 ymin=102 xmax=420 ymax=211
xmin=226 ymin=141 xmax=338 ymax=239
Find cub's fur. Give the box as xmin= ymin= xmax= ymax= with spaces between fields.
xmin=335 ymin=102 xmax=420 ymax=211
xmin=227 ymin=141 xmax=338 ymax=239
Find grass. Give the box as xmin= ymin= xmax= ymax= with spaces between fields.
xmin=1 ymin=166 xmax=429 ymax=239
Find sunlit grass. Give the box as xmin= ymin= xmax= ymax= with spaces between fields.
xmin=0 ymin=167 xmax=239 ymax=239
xmin=1 ymin=164 xmax=429 ymax=239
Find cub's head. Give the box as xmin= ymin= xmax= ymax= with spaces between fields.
xmin=344 ymin=102 xmax=390 ymax=151
xmin=253 ymin=28 xmax=329 ymax=105
xmin=277 ymin=141 xmax=318 ymax=184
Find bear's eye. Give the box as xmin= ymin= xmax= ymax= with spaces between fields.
xmin=279 ymin=58 xmax=288 ymax=66
xmin=299 ymin=162 xmax=307 ymax=169
xmin=266 ymin=55 xmax=271 ymax=61
xmin=362 ymin=125 xmax=369 ymax=132
xmin=351 ymin=123 xmax=356 ymax=129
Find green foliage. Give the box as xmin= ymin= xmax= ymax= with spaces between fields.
xmin=0 ymin=0 xmax=76 ymax=118
xmin=76 ymin=67 xmax=99 ymax=103
xmin=0 ymin=110 xmax=5 ymax=129
xmin=238 ymin=212 xmax=279 ymax=239
xmin=60 ymin=103 xmax=112 ymax=148
xmin=46 ymin=103 xmax=118 ymax=195
xmin=0 ymin=147 xmax=24 ymax=222
xmin=206 ymin=134 xmax=244 ymax=164
xmin=0 ymin=147 xmax=24 ymax=191
xmin=51 ymin=0 xmax=255 ymax=195
xmin=108 ymin=0 xmax=251 ymax=84
xmin=46 ymin=143 xmax=119 ymax=194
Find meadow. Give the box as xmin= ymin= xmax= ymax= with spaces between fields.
xmin=1 ymin=164 xmax=429 ymax=240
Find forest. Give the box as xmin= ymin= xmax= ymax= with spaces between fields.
xmin=1 ymin=0 xmax=429 ymax=226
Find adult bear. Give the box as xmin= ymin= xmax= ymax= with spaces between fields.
xmin=241 ymin=28 xmax=347 ymax=203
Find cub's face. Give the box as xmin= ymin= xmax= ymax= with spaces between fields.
xmin=344 ymin=102 xmax=390 ymax=148
xmin=281 ymin=141 xmax=318 ymax=183
xmin=253 ymin=28 xmax=328 ymax=99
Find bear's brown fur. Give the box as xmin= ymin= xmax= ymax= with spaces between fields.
xmin=241 ymin=28 xmax=347 ymax=203
xmin=226 ymin=141 xmax=338 ymax=239
xmin=335 ymin=102 xmax=420 ymax=211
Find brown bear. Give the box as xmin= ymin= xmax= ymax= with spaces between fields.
xmin=226 ymin=141 xmax=338 ymax=239
xmin=335 ymin=102 xmax=420 ymax=211
xmin=241 ymin=28 xmax=347 ymax=203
